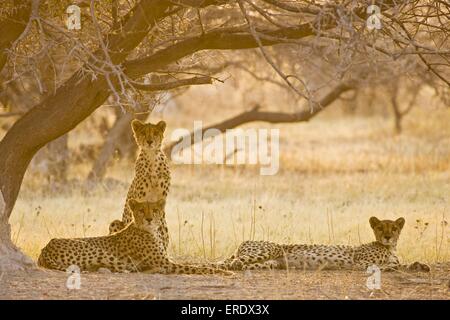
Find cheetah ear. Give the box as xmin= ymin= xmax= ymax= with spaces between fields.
xmin=131 ymin=119 xmax=145 ymax=134
xmin=395 ymin=217 xmax=405 ymax=229
xmin=127 ymin=199 xmax=140 ymax=212
xmin=128 ymin=199 xmax=144 ymax=222
xmin=369 ymin=216 xmax=380 ymax=229
xmin=156 ymin=120 xmax=166 ymax=133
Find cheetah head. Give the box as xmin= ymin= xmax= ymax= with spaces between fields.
xmin=131 ymin=120 xmax=166 ymax=151
xmin=369 ymin=216 xmax=405 ymax=248
xmin=127 ymin=198 xmax=166 ymax=233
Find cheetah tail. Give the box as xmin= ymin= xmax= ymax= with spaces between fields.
xmin=188 ymin=254 xmax=237 ymax=271
xmin=165 ymin=262 xmax=233 ymax=276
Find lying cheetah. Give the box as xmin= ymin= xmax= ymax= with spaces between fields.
xmin=109 ymin=120 xmax=171 ymax=251
xmin=38 ymin=199 xmax=230 ymax=275
xmin=215 ymin=217 xmax=430 ymax=272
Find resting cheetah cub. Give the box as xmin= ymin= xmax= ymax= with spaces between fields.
xmin=217 ymin=217 xmax=430 ymax=272
xmin=39 ymin=199 xmax=231 ymax=275
xmin=109 ymin=120 xmax=171 ymax=251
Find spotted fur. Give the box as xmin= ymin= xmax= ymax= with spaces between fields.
xmin=38 ymin=199 xmax=231 ymax=275
xmin=215 ymin=217 xmax=430 ymax=272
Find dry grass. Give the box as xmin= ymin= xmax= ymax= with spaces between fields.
xmin=10 ymin=108 xmax=450 ymax=266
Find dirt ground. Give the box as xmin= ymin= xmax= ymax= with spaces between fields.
xmin=1 ymin=264 xmax=449 ymax=300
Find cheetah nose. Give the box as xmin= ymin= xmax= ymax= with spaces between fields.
xmin=384 ymin=236 xmax=391 ymax=240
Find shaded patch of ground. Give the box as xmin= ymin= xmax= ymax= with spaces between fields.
xmin=1 ymin=264 xmax=448 ymax=300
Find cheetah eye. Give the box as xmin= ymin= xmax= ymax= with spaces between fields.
xmin=392 ymin=227 xmax=398 ymax=232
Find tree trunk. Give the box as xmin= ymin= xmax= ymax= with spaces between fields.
xmin=30 ymin=134 xmax=69 ymax=184
xmin=390 ymin=84 xmax=403 ymax=135
xmin=390 ymin=83 xmax=418 ymax=135
xmin=87 ymin=113 xmax=136 ymax=181
xmin=0 ymin=191 xmax=34 ymax=271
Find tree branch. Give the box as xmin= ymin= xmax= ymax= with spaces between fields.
xmin=124 ymin=24 xmax=317 ymax=78
xmin=124 ymin=0 xmax=399 ymax=79
xmin=164 ymin=82 xmax=354 ymax=155
xmin=0 ymin=112 xmax=24 ymax=118
xmin=0 ymin=0 xmax=32 ymax=72
xmin=130 ymin=75 xmax=213 ymax=91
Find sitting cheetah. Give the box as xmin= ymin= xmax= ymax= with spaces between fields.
xmin=38 ymin=199 xmax=230 ymax=275
xmin=109 ymin=120 xmax=171 ymax=251
xmin=215 ymin=217 xmax=430 ymax=272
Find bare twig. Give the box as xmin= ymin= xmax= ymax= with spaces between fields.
xmin=129 ymin=75 xmax=213 ymax=91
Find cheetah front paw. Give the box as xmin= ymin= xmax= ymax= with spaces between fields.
xmin=407 ymin=261 xmax=430 ymax=272
xmin=229 ymin=259 xmax=244 ymax=271
xmin=97 ymin=267 xmax=112 ymax=274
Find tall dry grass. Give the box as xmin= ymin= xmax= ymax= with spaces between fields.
xmin=9 ymin=107 xmax=450 ymax=265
